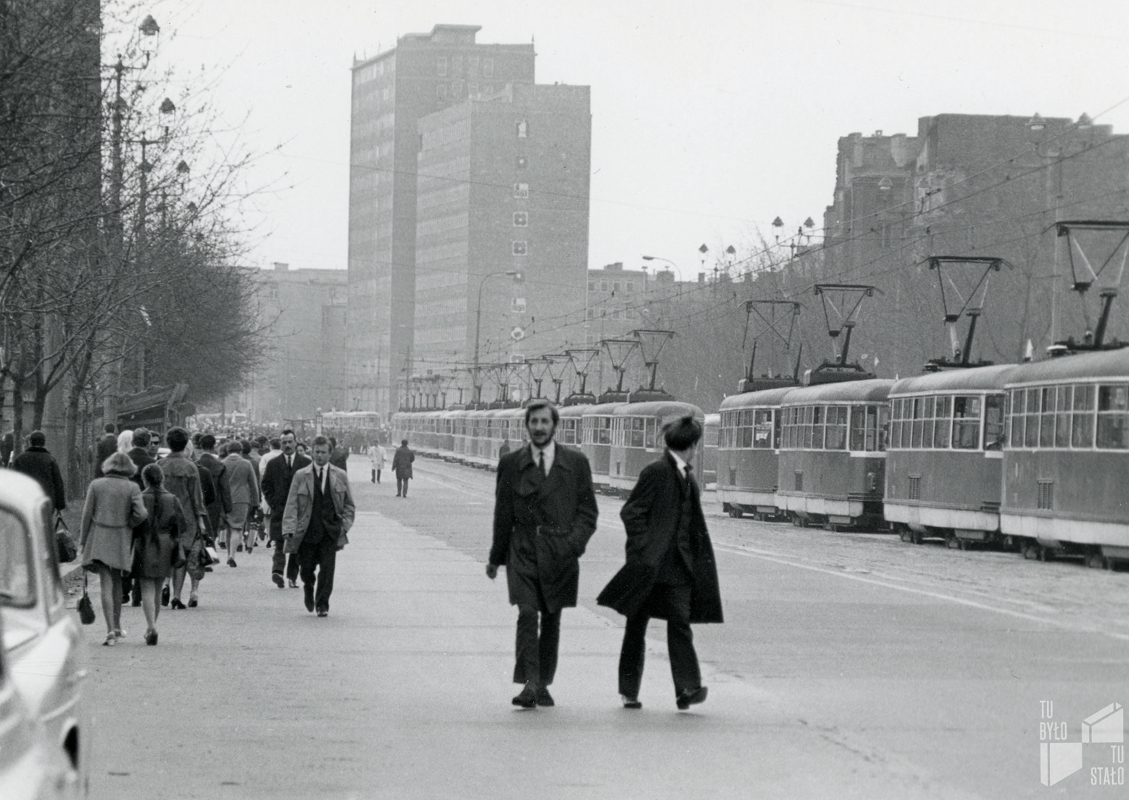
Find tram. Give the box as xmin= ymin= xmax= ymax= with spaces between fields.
xmin=606 ymin=401 xmax=704 ymax=496
xmin=701 ymin=413 xmax=719 ymax=487
xmin=716 ymin=386 xmax=793 ymax=519
xmin=885 ymin=365 xmax=1014 ymax=547
xmin=775 ymin=379 xmax=893 ymax=529
xmin=1000 ymin=348 xmax=1129 ymax=566
xmin=580 ymin=402 xmax=624 ymax=494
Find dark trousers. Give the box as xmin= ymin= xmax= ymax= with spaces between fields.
xmin=269 ymin=511 xmax=299 ymax=581
xmin=513 ymin=605 xmax=561 ymax=687
xmin=617 ymin=581 xmax=701 ymax=698
xmin=297 ymin=536 xmax=338 ymax=611
xmin=396 ymin=476 xmax=408 ymax=496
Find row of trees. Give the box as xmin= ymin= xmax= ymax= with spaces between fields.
xmin=0 ymin=0 xmax=267 ymax=493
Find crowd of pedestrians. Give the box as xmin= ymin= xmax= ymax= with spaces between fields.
xmin=0 ymin=424 xmax=372 ymax=647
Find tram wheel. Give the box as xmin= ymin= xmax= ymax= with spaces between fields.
xmin=1087 ymin=553 xmax=1108 ymax=570
xmin=899 ymin=527 xmax=911 ymax=543
xmin=732 ymin=507 xmax=744 ymax=519
xmin=1022 ymin=542 xmax=1039 ymax=560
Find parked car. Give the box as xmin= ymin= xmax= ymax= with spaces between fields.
xmin=0 ymin=608 xmax=80 ymax=798
xmin=0 ymin=471 xmax=89 ymax=795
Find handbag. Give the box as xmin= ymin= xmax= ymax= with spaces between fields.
xmin=78 ymin=574 xmax=96 ymax=625
xmin=199 ymin=541 xmax=216 ymax=568
xmin=55 ymin=514 xmax=77 ymax=563
xmin=171 ymin=540 xmax=188 ymax=570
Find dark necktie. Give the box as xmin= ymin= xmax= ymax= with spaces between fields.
xmin=684 ymin=465 xmax=692 ymax=491
xmin=539 ymin=450 xmax=546 ymax=477
xmin=286 ymin=456 xmax=292 ymax=471
xmin=317 ymin=468 xmax=324 ymax=492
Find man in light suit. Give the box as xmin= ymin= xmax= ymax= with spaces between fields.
xmin=282 ymin=435 xmax=356 ymax=617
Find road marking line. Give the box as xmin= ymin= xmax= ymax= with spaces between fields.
xmin=713 ymin=542 xmax=1129 ymax=643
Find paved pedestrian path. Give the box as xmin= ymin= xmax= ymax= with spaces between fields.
xmin=77 ymin=507 xmax=978 ymax=800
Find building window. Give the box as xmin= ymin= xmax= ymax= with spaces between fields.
xmin=468 ymin=83 xmax=478 ymax=97
xmin=513 ymin=182 xmax=529 ymax=198
xmin=436 ymin=84 xmax=447 ymax=100
xmin=513 ymin=212 xmax=528 ymax=227
xmin=516 ymin=156 xmax=527 ymax=169
xmin=517 ymin=119 xmax=528 ymax=138
xmin=436 ymin=57 xmax=447 ymax=77
xmin=512 ymin=241 xmax=528 ymax=256
xmin=451 ymin=80 xmax=463 ymax=97
xmin=468 ymin=56 xmax=479 ymax=77
xmin=626 ymin=281 xmax=635 ymax=292
xmin=613 ymin=281 xmax=621 ymax=292
xmin=587 ymin=281 xmax=595 ymax=291
xmin=600 ymin=281 xmax=608 ymax=292
xmin=483 ymin=58 xmax=494 ymax=78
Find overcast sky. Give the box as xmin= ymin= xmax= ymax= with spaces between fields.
xmin=148 ymin=0 xmax=1129 ymax=277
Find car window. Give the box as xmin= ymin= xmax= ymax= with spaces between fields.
xmin=0 ymin=508 xmax=34 ymax=607
xmin=37 ymin=500 xmax=65 ymax=614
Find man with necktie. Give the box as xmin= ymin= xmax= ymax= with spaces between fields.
xmin=597 ymin=415 xmax=724 ymax=711
xmin=487 ymin=400 xmax=598 ymax=709
xmin=282 ymin=435 xmax=355 ymax=617
xmin=261 ymin=429 xmax=310 ymax=588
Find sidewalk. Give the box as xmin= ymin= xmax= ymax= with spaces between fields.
xmin=79 ymin=507 xmax=977 ymax=800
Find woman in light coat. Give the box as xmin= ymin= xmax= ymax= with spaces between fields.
xmin=80 ymin=452 xmax=148 ymax=645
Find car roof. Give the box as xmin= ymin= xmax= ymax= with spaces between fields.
xmin=0 ymin=471 xmax=47 ymax=521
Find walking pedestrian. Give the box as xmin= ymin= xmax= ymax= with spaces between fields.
xmin=196 ymin=434 xmax=231 ymax=559
xmin=116 ymin=429 xmax=133 ymax=455
xmin=486 ymin=400 xmax=599 ymax=708
xmin=221 ymin=441 xmax=259 ymax=564
xmin=392 ymin=439 xmax=414 ymax=497
xmin=329 ymin=437 xmax=350 ymax=472
xmin=368 ymin=441 xmax=385 ymax=484
xmin=123 ymin=429 xmax=154 ymax=605
xmin=597 ymin=415 xmax=723 ymax=711
xmin=282 ymin=435 xmax=355 ymax=617
xmin=11 ymin=430 xmax=66 ymax=514
xmin=93 ymin=423 xmax=118 ymax=479
xmin=157 ymin=427 xmax=210 ymax=609
xmin=133 ymin=463 xmax=191 ymax=646
xmin=261 ymin=429 xmax=309 ymax=588
xmin=79 ymin=452 xmax=148 ymax=646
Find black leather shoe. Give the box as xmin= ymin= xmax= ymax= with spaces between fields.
xmin=170 ymin=598 xmax=187 ymax=610
xmin=188 ymin=596 xmax=198 ymax=608
xmin=316 ymin=608 xmax=328 ymax=617
xmin=227 ymin=557 xmax=237 ymax=568
xmin=676 ymin=686 xmax=708 ymax=710
xmin=288 ymin=579 xmax=299 ymax=589
xmin=272 ymin=572 xmax=284 ymax=588
xmin=512 ymin=684 xmax=538 ymax=709
xmin=161 ymin=585 xmax=170 ymax=607
xmin=621 ymin=695 xmax=642 ymax=710
xmin=303 ymin=584 xmax=315 ymax=612
xmin=535 ymin=687 xmax=554 ymax=707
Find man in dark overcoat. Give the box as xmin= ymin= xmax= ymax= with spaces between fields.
xmin=93 ymin=423 xmax=118 ymax=478
xmin=261 ymin=428 xmax=310 ymax=588
xmin=391 ymin=439 xmax=414 ymax=497
xmin=597 ymin=414 xmax=723 ymax=711
xmin=11 ymin=430 xmax=66 ymax=512
xmin=487 ymin=400 xmax=599 ymax=709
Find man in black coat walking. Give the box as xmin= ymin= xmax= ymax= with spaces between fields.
xmin=93 ymin=423 xmax=117 ymax=478
xmin=391 ymin=439 xmax=414 ymax=497
xmin=261 ymin=428 xmax=310 ymax=588
xmin=11 ymin=430 xmax=66 ymax=513
xmin=597 ymin=415 xmax=723 ymax=711
xmin=487 ymin=400 xmax=599 ymax=709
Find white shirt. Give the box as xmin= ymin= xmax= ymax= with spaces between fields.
xmin=670 ymin=451 xmax=692 ymax=480
xmin=313 ymin=463 xmax=329 ymax=493
xmin=532 ymin=440 xmax=556 ymax=476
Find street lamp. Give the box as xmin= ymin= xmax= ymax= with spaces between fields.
xmin=473 ymin=270 xmax=520 ymax=403
xmin=641 ymin=255 xmax=683 ymax=281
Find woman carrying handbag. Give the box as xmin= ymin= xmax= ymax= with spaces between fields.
xmin=79 ymin=452 xmax=148 ymax=646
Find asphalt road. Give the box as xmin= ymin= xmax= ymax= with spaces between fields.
xmin=76 ymin=454 xmax=1129 ymax=799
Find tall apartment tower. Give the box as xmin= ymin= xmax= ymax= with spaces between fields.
xmin=413 ymin=82 xmax=591 ymax=389
xmin=348 ymin=25 xmax=536 ymax=413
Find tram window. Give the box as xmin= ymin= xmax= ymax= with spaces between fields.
xmin=934 ymin=396 xmax=951 ymax=449
xmin=1054 ymin=386 xmax=1072 ymax=449
xmin=1097 ymin=384 xmax=1129 ymax=450
xmin=773 ymin=409 xmax=782 ymax=449
xmin=985 ymin=395 xmax=1006 ymax=450
xmin=810 ymin=406 xmax=825 ymax=449
xmin=826 ymin=406 xmax=847 ymax=450
xmin=877 ymin=405 xmax=888 ymax=451
xmin=1040 ymin=388 xmax=1057 ymax=448
xmin=850 ymin=405 xmax=865 ymax=450
xmin=754 ymin=409 xmax=772 ymax=448
xmin=1070 ymin=384 xmax=1094 ymax=448
xmin=598 ymin=418 xmax=611 ymax=445
xmin=911 ymin=398 xmax=924 ymax=449
xmin=922 ymin=397 xmax=936 ymax=448
xmin=629 ymin=418 xmax=645 ymax=448
xmin=953 ymin=395 xmax=982 ymax=450
xmin=888 ymin=404 xmax=901 ymax=449
xmin=645 ymin=419 xmax=657 ymax=449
